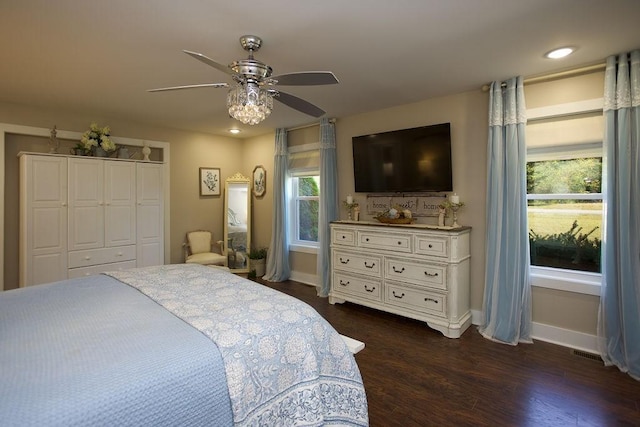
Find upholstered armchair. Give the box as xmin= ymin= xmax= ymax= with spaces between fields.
xmin=183 ymin=230 xmax=227 ymax=267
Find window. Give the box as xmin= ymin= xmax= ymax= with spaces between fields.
xmin=527 ymin=156 xmax=602 ymax=273
xmin=287 ymin=143 xmax=321 ymax=252
xmin=290 ymin=175 xmax=320 ymax=247
xmin=526 ymin=101 xmax=604 ymax=294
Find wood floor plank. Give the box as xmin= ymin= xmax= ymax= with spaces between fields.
xmin=256 ymin=278 xmax=640 ymax=427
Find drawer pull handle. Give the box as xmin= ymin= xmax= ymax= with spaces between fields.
xmin=397 ymin=241 xmax=402 ymax=245
xmin=424 ymin=297 xmax=439 ymax=304
xmin=392 ymin=291 xmax=405 ymax=299
xmin=364 ymin=285 xmax=375 ymax=293
xmin=341 ymin=235 xmax=346 ymax=239
xmin=339 ymin=258 xmax=350 ymax=264
xmin=84 ymin=256 xmax=91 ymax=260
xmin=365 ymin=238 xmax=370 ymax=242
xmin=424 ymin=271 xmax=439 ymax=277
xmin=339 ymin=280 xmax=350 ymax=286
xmin=364 ymin=262 xmax=375 ymax=269
xmin=428 ymin=244 xmax=433 ymax=248
xmin=116 ymin=252 xmax=123 ymax=256
xmin=392 ymin=266 xmax=405 ymax=273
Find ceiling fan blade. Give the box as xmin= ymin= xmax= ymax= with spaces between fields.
xmin=273 ymin=91 xmax=326 ymax=117
xmin=147 ymin=83 xmax=229 ymax=92
xmin=269 ymin=71 xmax=339 ymax=86
xmin=183 ymin=50 xmax=234 ymax=75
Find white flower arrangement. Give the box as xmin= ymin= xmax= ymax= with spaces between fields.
xmin=79 ymin=123 xmax=116 ymax=153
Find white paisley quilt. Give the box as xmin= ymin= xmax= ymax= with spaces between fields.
xmin=106 ymin=264 xmax=369 ymax=426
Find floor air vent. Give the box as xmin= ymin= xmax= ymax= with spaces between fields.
xmin=572 ymin=349 xmax=602 ymax=362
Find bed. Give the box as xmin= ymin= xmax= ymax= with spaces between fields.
xmin=0 ymin=264 xmax=369 ymax=426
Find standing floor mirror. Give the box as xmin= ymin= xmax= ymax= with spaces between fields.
xmin=224 ymin=173 xmax=251 ymax=273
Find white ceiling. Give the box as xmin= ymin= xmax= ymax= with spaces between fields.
xmin=1 ymin=0 xmax=639 ymax=138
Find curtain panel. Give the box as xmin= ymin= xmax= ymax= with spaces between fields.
xmin=316 ymin=119 xmax=338 ymax=297
xmin=598 ymin=50 xmax=640 ymax=380
xmin=263 ymin=128 xmax=291 ymax=282
xmin=479 ymin=77 xmax=533 ymax=345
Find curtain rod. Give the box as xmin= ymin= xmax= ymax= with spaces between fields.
xmin=481 ymin=62 xmax=606 ymax=92
xmin=286 ymin=118 xmax=336 ymax=132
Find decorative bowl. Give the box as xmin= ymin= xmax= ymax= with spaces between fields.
xmin=375 ymin=216 xmax=415 ymax=224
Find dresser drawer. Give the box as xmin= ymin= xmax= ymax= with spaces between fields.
xmin=414 ymin=235 xmax=449 ymax=258
xmin=385 ymin=257 xmax=447 ymax=290
xmin=68 ymin=245 xmax=136 ymax=268
xmin=333 ymin=250 xmax=382 ymax=277
xmin=385 ymin=283 xmax=447 ymax=318
xmin=332 ymin=272 xmax=381 ymax=302
xmin=332 ymin=227 xmax=356 ymax=246
xmin=358 ymin=232 xmax=412 ymax=253
xmin=68 ymin=260 xmax=136 ymax=279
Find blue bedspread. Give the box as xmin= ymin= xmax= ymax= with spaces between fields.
xmin=107 ymin=264 xmax=369 ymax=426
xmin=0 ymin=274 xmax=234 ymax=426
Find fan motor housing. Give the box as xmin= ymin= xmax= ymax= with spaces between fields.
xmin=230 ymin=59 xmax=272 ymax=80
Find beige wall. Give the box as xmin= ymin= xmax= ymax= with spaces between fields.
xmin=334 ymin=90 xmax=489 ymax=309
xmin=1 ymin=71 xmax=606 ymax=339
xmin=1 ymin=101 xmax=243 ymax=289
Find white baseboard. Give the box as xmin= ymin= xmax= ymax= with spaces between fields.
xmin=289 ymin=270 xmax=319 ymax=288
xmin=470 ymin=309 xmax=598 ymax=353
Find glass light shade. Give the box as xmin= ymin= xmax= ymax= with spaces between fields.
xmin=227 ymin=83 xmax=273 ymax=125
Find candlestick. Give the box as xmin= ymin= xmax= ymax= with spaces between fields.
xmin=346 ymin=195 xmax=353 ymax=205
xmin=450 ymin=193 xmax=460 ymax=204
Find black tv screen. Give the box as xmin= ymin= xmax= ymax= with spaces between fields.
xmin=352 ymin=123 xmax=453 ymax=193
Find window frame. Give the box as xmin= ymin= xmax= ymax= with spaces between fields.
xmin=287 ymin=143 xmax=321 ymax=254
xmin=526 ymin=98 xmax=604 ymax=295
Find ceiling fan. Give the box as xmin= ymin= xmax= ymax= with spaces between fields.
xmin=148 ymin=35 xmax=339 ymax=125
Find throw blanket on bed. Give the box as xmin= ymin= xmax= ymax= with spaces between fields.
xmin=107 ymin=264 xmax=369 ymax=426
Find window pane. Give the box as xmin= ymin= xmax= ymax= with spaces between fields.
xmin=298 ymin=177 xmax=320 ymax=197
xmin=298 ymin=199 xmax=319 ymax=242
xmin=528 ymin=200 xmax=602 ymax=273
xmin=527 ymin=158 xmax=601 ymax=194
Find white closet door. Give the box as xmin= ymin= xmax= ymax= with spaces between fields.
xmin=20 ymin=155 xmax=68 ymax=287
xmin=136 ymin=163 xmax=164 ymax=267
xmin=68 ymin=158 xmax=105 ymax=251
xmin=104 ymin=161 xmax=136 ymax=247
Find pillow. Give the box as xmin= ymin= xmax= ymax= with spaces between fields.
xmin=228 ymin=208 xmax=241 ymax=226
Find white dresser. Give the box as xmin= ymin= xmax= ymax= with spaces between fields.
xmin=329 ymin=221 xmax=471 ymax=338
xmin=19 ymin=153 xmax=164 ymax=287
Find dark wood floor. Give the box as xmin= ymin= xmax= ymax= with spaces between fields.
xmin=256 ymin=278 xmax=640 ymax=427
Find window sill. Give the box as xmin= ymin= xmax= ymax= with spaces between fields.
xmin=289 ymin=243 xmax=319 ymax=255
xmin=530 ymin=266 xmax=601 ymax=296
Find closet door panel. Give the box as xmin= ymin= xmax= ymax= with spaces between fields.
xmin=68 ymin=158 xmax=104 ymax=251
xmin=105 ymin=161 xmax=136 ymax=247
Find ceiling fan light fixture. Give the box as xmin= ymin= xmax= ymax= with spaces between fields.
xmin=227 ymin=82 xmax=273 ymax=125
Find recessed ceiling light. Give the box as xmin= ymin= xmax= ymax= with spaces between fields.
xmin=228 ymin=128 xmax=241 ymax=134
xmin=545 ymin=47 xmax=575 ymax=59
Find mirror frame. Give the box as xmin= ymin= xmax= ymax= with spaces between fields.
xmin=223 ymin=172 xmax=251 ymax=273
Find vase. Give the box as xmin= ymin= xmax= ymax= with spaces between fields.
xmin=94 ymin=147 xmax=108 ymax=157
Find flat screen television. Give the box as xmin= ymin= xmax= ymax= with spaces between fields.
xmin=352 ymin=122 xmax=453 ymax=193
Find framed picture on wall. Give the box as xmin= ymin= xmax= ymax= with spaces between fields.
xmin=252 ymin=165 xmax=266 ymax=197
xmin=200 ymin=167 xmax=220 ymax=196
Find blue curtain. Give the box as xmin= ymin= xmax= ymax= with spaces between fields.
xmin=598 ymin=50 xmax=640 ymax=380
xmin=479 ymin=77 xmax=532 ymax=345
xmin=316 ymin=119 xmax=338 ymax=297
xmin=263 ymin=128 xmax=291 ymax=281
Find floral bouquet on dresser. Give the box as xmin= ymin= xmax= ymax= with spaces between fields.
xmin=374 ymin=205 xmax=415 ymax=224
xmin=74 ymin=123 xmax=117 ymax=156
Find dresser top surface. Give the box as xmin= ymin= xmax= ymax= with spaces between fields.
xmin=331 ymin=220 xmax=471 ymax=232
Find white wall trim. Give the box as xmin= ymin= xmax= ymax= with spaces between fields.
xmin=0 ymin=122 xmax=171 ymax=291
xmin=470 ymin=309 xmax=598 ymax=353
xmin=289 ymin=270 xmax=319 ymax=288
